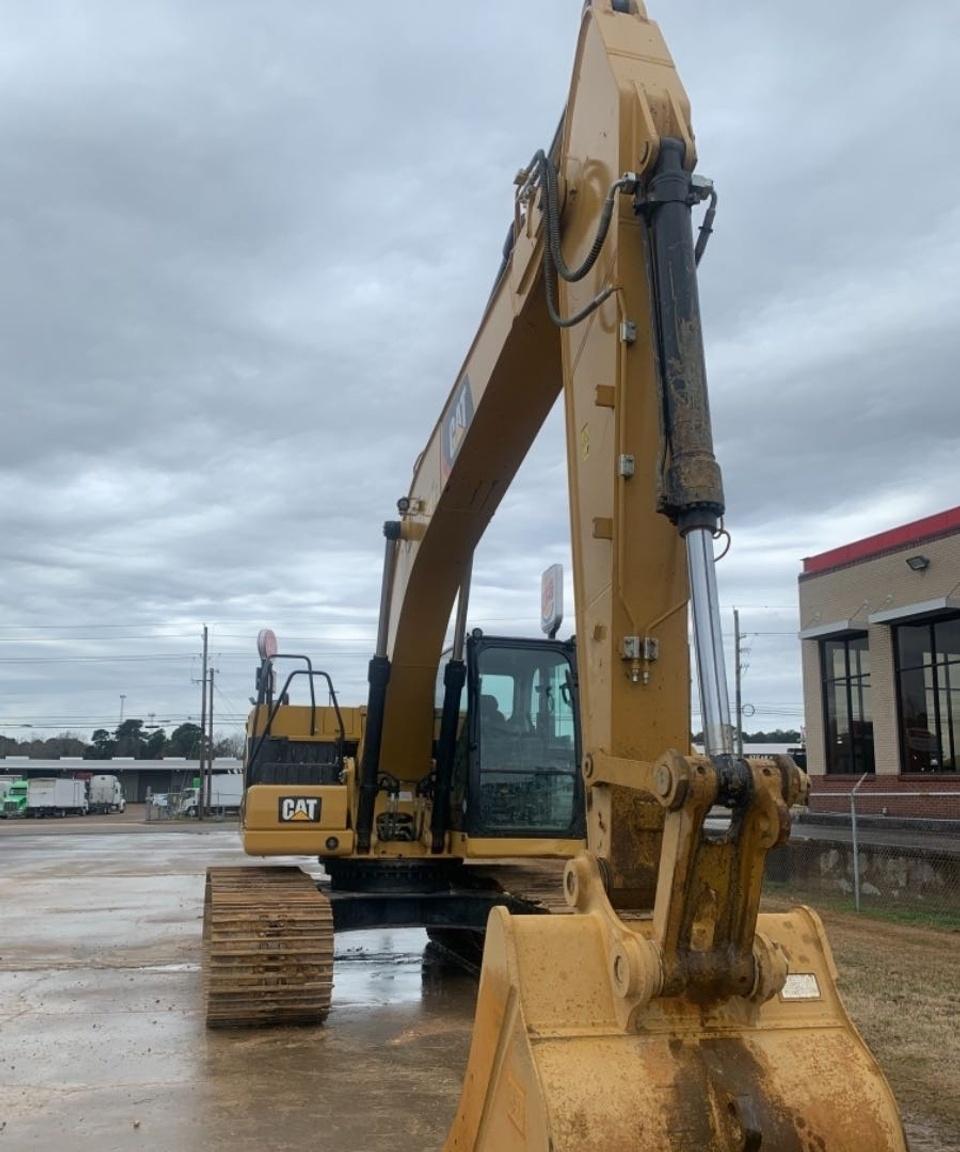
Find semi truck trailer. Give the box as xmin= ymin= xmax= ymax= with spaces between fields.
xmin=88 ymin=774 xmax=126 ymax=814
xmin=3 ymin=778 xmax=88 ymax=818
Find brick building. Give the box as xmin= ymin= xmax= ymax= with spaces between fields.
xmin=799 ymin=506 xmax=960 ymax=819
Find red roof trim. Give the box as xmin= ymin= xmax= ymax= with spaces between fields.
xmin=803 ymin=506 xmax=960 ymax=577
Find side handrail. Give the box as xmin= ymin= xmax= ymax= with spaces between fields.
xmin=247 ymin=656 xmax=346 ymax=785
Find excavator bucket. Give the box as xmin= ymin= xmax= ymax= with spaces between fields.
xmin=445 ymin=904 xmax=906 ymax=1151
xmin=445 ymin=752 xmax=907 ymax=1152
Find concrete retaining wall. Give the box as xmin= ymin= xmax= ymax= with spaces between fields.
xmin=767 ymin=839 xmax=960 ymax=909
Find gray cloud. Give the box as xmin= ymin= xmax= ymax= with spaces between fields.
xmin=1 ymin=0 xmax=957 ymax=740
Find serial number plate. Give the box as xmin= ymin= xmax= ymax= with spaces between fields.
xmin=780 ymin=973 xmax=821 ymax=1001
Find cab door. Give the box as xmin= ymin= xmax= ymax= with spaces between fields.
xmin=463 ymin=634 xmax=584 ymax=840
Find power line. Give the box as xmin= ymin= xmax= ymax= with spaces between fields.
xmin=0 ymin=623 xmax=206 ymax=631
xmin=0 ymin=634 xmax=203 ymax=643
xmin=0 ymin=653 xmax=202 ymax=664
xmin=0 ymin=614 xmax=604 ymax=640
xmin=0 ymin=708 xmax=277 ymax=718
xmin=721 ymin=604 xmax=796 ymax=611
xmin=212 ymin=681 xmax=245 ymax=723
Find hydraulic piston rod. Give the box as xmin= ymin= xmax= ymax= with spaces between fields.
xmin=686 ymin=527 xmax=733 ymax=756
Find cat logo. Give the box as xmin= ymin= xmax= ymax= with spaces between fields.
xmin=278 ymin=796 xmax=322 ymax=823
xmin=440 ymin=374 xmax=474 ymax=480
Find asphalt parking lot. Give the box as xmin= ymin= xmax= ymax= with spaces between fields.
xmin=3 ymin=820 xmax=957 ymax=1151
xmin=0 ymin=826 xmax=476 ymax=1152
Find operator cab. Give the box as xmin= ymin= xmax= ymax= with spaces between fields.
xmin=241 ymin=627 xmax=584 ymax=857
xmin=440 ymin=630 xmax=584 ymax=842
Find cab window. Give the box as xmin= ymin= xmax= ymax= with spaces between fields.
xmin=474 ymin=644 xmax=578 ymax=835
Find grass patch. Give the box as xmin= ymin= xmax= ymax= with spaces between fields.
xmin=763 ymin=882 xmax=960 ymax=932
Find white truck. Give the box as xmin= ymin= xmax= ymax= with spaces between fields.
xmin=88 ymin=774 xmax=126 ymax=814
xmin=3 ymin=777 xmax=88 ymax=818
xmin=179 ymin=773 xmax=243 ymax=817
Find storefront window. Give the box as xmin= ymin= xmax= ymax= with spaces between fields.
xmin=820 ymin=635 xmax=874 ymax=775
xmin=895 ymin=614 xmax=960 ymax=773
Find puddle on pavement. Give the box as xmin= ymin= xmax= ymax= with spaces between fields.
xmin=332 ymin=929 xmax=476 ymax=1010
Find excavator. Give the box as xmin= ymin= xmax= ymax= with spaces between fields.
xmin=202 ymin=2 xmax=907 ymax=1148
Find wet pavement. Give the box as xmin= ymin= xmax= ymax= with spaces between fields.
xmin=3 ymin=825 xmax=951 ymax=1151
xmin=0 ymin=829 xmax=476 ymax=1151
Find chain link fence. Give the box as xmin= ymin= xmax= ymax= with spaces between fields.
xmin=145 ymin=789 xmax=239 ymax=822
xmin=766 ymin=788 xmax=960 ymax=928
xmin=144 ymin=791 xmax=189 ymax=822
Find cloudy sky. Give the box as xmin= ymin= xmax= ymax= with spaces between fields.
xmin=2 ymin=0 xmax=958 ymax=743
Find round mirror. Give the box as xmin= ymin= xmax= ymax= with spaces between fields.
xmin=257 ymin=628 xmax=279 ymax=660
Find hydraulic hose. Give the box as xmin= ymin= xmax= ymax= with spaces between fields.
xmin=528 ymin=149 xmax=633 ymax=328
xmin=534 ymin=150 xmax=633 ymax=284
xmin=694 ymin=188 xmax=718 ymax=266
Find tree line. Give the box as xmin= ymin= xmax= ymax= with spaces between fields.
xmin=0 ymin=719 xmax=244 ymax=761
xmin=4 ymin=720 xmax=802 ymax=760
xmin=691 ymin=728 xmax=802 ymax=744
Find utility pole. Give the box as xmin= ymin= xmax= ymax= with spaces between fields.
xmin=733 ymin=608 xmax=744 ymax=758
xmin=206 ymin=666 xmax=215 ymax=814
xmin=119 ymin=693 xmax=126 ymax=724
xmin=199 ymin=625 xmax=208 ymax=821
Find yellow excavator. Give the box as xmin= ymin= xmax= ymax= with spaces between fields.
xmin=202 ymin=2 xmax=906 ymax=1147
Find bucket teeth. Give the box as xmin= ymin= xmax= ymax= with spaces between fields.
xmin=202 ymin=866 xmax=334 ymax=1028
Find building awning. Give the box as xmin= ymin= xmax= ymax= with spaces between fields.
xmin=798 ymin=618 xmax=865 ymax=640
xmin=868 ymin=595 xmax=960 ymax=625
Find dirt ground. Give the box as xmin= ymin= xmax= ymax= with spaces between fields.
xmin=813 ymin=908 xmax=960 ymax=1149
xmin=0 ymin=823 xmax=957 ymax=1150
